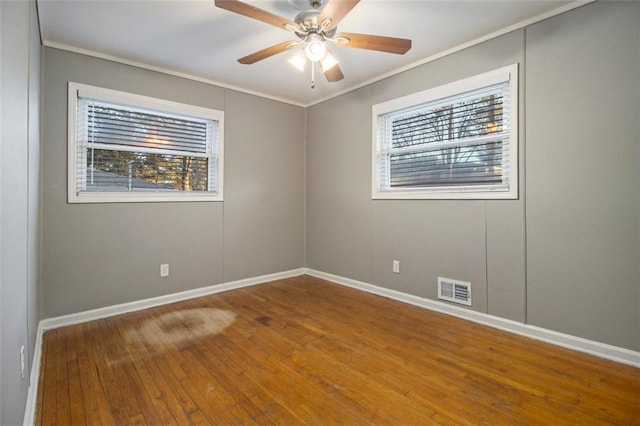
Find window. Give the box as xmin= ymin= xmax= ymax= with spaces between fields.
xmin=68 ymin=82 xmax=224 ymax=203
xmin=372 ymin=64 xmax=518 ymax=199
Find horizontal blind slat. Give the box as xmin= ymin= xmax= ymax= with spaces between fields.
xmin=87 ymin=115 xmax=207 ymax=139
xmin=83 ymin=108 xmax=208 ymax=141
xmin=85 ymin=124 xmax=206 ymax=141
xmin=79 ymin=99 xmax=209 ymax=154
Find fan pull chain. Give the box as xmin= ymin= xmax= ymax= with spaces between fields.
xmin=311 ymin=63 xmax=316 ymax=89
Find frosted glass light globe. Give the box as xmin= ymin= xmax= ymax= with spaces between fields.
xmin=304 ymin=38 xmax=326 ymax=62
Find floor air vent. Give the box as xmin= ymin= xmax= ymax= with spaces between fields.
xmin=438 ymin=277 xmax=472 ymax=306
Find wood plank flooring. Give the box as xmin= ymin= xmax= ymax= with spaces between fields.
xmin=35 ymin=275 xmax=640 ymax=425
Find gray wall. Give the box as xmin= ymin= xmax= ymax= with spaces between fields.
xmin=308 ymin=30 xmax=526 ymax=321
xmin=525 ymin=2 xmax=639 ymax=349
xmin=27 ymin=0 xmax=41 ymax=387
xmin=306 ymin=1 xmax=639 ymax=351
xmin=41 ymin=49 xmax=305 ymax=318
xmin=0 ymin=1 xmax=41 ymax=424
xmin=223 ymin=90 xmax=305 ymax=282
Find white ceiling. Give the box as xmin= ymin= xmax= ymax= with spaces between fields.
xmin=37 ymin=0 xmax=583 ymax=106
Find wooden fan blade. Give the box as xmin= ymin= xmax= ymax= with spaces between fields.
xmin=335 ymin=32 xmax=411 ymax=54
xmin=323 ymin=62 xmax=344 ymax=82
xmin=318 ymin=0 xmax=360 ymax=30
xmin=238 ymin=41 xmax=294 ymax=64
xmin=214 ymin=0 xmax=297 ymax=31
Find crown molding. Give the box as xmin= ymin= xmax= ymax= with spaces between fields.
xmin=41 ymin=40 xmax=307 ymax=108
xmin=40 ymin=0 xmax=594 ymax=108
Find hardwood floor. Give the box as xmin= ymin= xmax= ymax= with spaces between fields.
xmin=36 ymin=275 xmax=640 ymax=425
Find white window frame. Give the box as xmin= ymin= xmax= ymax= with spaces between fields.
xmin=68 ymin=82 xmax=224 ymax=203
xmin=372 ymin=64 xmax=518 ymax=200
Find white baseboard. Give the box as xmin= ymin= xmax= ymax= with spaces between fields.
xmin=22 ymin=321 xmax=45 ymax=426
xmin=24 ymin=266 xmax=639 ymax=424
xmin=39 ymin=268 xmax=305 ymax=330
xmin=304 ymin=268 xmax=640 ymax=368
xmin=23 ymin=268 xmax=305 ymax=425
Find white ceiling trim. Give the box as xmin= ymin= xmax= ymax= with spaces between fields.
xmin=307 ymin=0 xmax=594 ymax=107
xmin=40 ymin=0 xmax=593 ymax=109
xmin=42 ymin=40 xmax=308 ymax=108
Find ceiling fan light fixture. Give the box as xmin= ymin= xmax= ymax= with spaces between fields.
xmin=320 ymin=51 xmax=338 ymax=72
xmin=288 ymin=50 xmax=307 ymax=72
xmin=304 ymin=34 xmax=327 ymax=62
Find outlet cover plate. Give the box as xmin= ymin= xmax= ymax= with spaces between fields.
xmin=160 ymin=264 xmax=169 ymax=277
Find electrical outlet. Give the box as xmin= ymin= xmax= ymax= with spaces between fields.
xmin=393 ymin=260 xmax=400 ymax=274
xmin=20 ymin=345 xmax=25 ymax=379
xmin=160 ymin=263 xmax=169 ymax=277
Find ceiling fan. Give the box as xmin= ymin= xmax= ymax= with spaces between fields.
xmin=214 ymin=0 xmax=412 ymax=87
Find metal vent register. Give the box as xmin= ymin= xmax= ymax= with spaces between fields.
xmin=438 ymin=277 xmax=472 ymax=306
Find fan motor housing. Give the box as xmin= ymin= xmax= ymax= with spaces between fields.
xmin=295 ymin=10 xmax=319 ymax=30
xmin=294 ymin=10 xmax=337 ymax=39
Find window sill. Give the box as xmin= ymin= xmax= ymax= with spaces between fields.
xmin=68 ymin=192 xmax=223 ymax=204
xmin=372 ymin=188 xmax=517 ymax=200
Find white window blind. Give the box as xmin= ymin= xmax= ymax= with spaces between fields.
xmin=69 ymin=83 xmax=224 ymax=203
xmin=373 ymin=64 xmax=518 ymax=199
